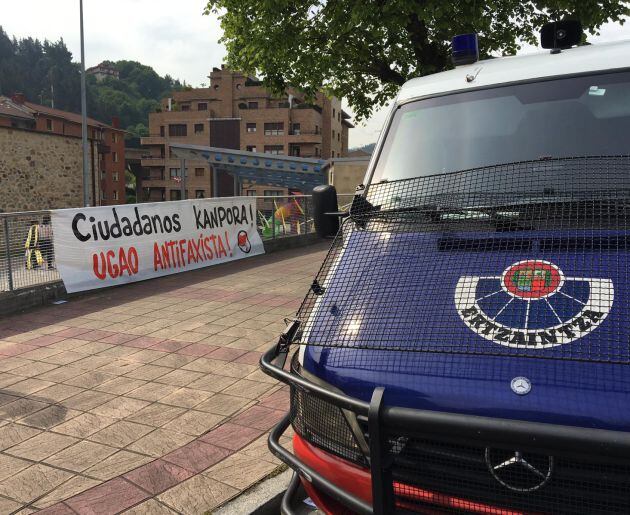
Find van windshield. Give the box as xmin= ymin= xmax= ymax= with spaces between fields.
xmin=371 ymin=71 xmax=630 ymax=183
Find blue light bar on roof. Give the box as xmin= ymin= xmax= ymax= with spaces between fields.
xmin=452 ymin=33 xmax=479 ymax=66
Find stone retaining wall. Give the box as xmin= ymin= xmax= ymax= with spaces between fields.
xmin=0 ymin=126 xmax=85 ymax=212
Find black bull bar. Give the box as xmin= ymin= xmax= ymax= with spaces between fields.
xmin=260 ymin=344 xmax=630 ymax=515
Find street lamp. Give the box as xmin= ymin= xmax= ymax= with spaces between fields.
xmin=79 ymin=0 xmax=90 ymax=206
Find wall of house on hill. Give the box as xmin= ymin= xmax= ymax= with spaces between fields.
xmin=0 ymin=126 xmax=87 ymax=212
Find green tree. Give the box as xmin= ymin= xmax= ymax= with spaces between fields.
xmin=0 ymin=29 xmax=183 ymax=135
xmin=205 ymin=1 xmax=629 ymax=120
xmin=125 ymin=168 xmax=137 ymax=204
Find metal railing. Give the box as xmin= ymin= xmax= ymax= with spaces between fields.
xmin=253 ymin=194 xmax=353 ymax=241
xmin=0 ymin=210 xmax=60 ymax=292
xmin=0 ymin=193 xmax=354 ymax=293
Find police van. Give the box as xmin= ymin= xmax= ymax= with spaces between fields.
xmin=262 ymin=21 xmax=630 ymax=514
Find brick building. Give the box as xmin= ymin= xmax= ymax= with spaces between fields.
xmin=0 ymin=94 xmax=126 ymax=206
xmin=140 ymin=66 xmax=353 ymax=201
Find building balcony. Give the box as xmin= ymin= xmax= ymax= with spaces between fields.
xmin=141 ymin=177 xmax=172 ymax=187
xmin=154 ymin=110 xmax=210 ymax=122
xmin=286 ymin=132 xmax=323 ymax=144
xmin=289 ymin=129 xmax=321 ymax=135
xmin=295 ymin=103 xmax=323 ymax=114
xmin=141 ymin=136 xmax=165 ymax=146
xmin=141 ymin=157 xmax=166 ymax=167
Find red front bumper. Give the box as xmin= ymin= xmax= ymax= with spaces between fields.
xmin=294 ymin=433 xmax=372 ymax=514
xmin=294 ymin=434 xmax=529 ymax=515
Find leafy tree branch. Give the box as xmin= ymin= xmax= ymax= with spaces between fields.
xmin=205 ymin=0 xmax=629 ymax=120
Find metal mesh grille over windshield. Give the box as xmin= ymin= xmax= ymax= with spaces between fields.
xmin=294 ymin=156 xmax=630 ymax=363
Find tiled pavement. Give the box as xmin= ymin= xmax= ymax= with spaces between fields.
xmin=0 ymin=242 xmax=330 ymax=514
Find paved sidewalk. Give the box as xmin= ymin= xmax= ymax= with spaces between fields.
xmin=0 ymin=242 xmax=329 ymax=514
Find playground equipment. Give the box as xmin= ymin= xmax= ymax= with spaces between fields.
xmin=259 ymin=198 xmax=310 ymax=238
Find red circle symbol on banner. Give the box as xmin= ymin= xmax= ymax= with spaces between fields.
xmin=501 ymin=260 xmax=564 ymax=299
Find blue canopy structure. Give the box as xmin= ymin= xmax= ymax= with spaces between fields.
xmin=170 ymin=143 xmax=328 ymax=193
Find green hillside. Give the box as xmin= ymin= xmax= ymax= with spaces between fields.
xmin=0 ymin=27 xmax=184 ymax=138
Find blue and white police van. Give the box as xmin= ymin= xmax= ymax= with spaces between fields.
xmin=262 ymin=22 xmax=630 ymax=514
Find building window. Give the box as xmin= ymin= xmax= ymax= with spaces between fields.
xmin=315 ymin=147 xmax=320 ymax=157
xmin=248 ymin=101 xmax=258 ymax=109
xmin=264 ymin=122 xmax=284 ymax=136
xmin=194 ymin=123 xmax=204 ymax=134
xmin=170 ymin=190 xmax=182 ymax=201
xmin=289 ymin=144 xmax=300 ymax=157
xmin=46 ymin=119 xmax=53 ymax=131
xmin=112 ymin=152 xmax=119 ymax=163
xmin=160 ymin=126 xmax=165 ymax=137
xmin=246 ymin=145 xmax=257 ymax=153
xmin=195 ymin=190 xmax=205 ymax=198
xmin=195 ymin=168 xmax=204 ymax=177
xmin=101 ymin=191 xmax=106 ymax=200
xmin=315 ymin=124 xmax=319 ymax=134
xmin=338 ymin=112 xmax=341 ymax=122
xmin=112 ymin=172 xmax=119 ymax=181
xmin=170 ymin=168 xmax=180 ymax=179
xmin=169 ymin=124 xmax=187 ymax=137
xmin=246 ymin=190 xmax=257 ymax=196
xmin=338 ymin=132 xmax=340 ymax=142
xmin=332 ymin=129 xmax=335 ymax=139
xmin=197 ymin=102 xmax=208 ymax=111
xmin=264 ymin=190 xmax=283 ymax=196
xmin=113 ymin=190 xmax=119 ymax=200
xmin=291 ymin=123 xmax=301 ymax=135
xmin=236 ymin=84 xmax=242 ymax=90
xmin=264 ymin=145 xmax=284 ymax=155
xmin=246 ymin=123 xmax=256 ymax=133
xmin=331 ymin=150 xmax=335 ymax=158
xmin=112 ymin=133 xmax=118 ymax=143
xmin=181 ymin=104 xmax=190 ymax=111
xmin=333 ymin=108 xmax=336 ymax=119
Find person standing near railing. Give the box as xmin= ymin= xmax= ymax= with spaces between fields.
xmin=39 ymin=215 xmax=55 ymax=270
xmin=25 ymin=220 xmax=43 ymax=270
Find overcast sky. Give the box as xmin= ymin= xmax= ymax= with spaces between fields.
xmin=2 ymin=1 xmax=629 ymax=147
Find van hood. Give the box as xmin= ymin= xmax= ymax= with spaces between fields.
xmin=300 ymin=228 xmax=630 ymax=431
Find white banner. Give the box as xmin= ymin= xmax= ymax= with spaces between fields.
xmin=51 ymin=198 xmax=265 ymax=293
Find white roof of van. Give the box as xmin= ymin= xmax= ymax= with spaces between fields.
xmin=397 ymin=39 xmax=630 ymax=103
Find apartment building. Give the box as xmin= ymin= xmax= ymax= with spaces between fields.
xmin=0 ymin=94 xmax=126 ymax=206
xmin=140 ymin=66 xmax=353 ymax=201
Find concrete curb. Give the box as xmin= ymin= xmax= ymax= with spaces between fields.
xmin=0 ymin=280 xmax=66 ymax=316
xmin=213 ymin=469 xmax=292 ymax=515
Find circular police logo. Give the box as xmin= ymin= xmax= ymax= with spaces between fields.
xmin=501 ymin=260 xmax=563 ymax=299
xmin=455 ymin=260 xmax=613 ymax=349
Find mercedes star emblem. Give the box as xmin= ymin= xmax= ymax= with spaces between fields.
xmin=485 ymin=448 xmax=554 ymax=492
xmin=511 ymin=376 xmax=531 ymax=395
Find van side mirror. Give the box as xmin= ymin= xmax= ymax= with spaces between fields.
xmin=312 ymin=185 xmax=339 ymax=238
